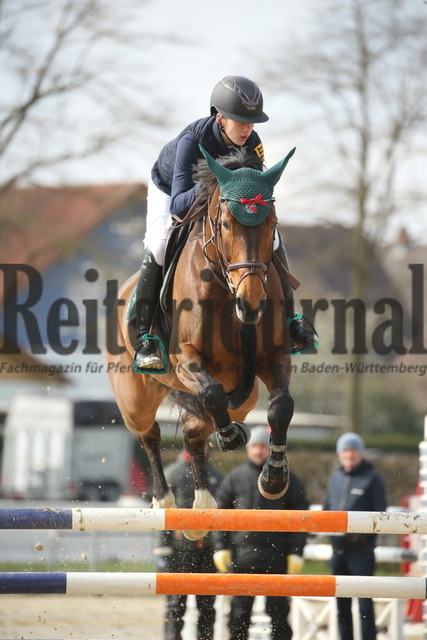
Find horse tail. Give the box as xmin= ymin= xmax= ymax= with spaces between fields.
xmin=169 ymin=390 xmax=212 ymax=422
xmin=228 ymin=324 xmax=257 ymax=411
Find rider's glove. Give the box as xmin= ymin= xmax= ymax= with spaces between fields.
xmin=287 ymin=554 xmax=304 ymax=574
xmin=213 ymin=549 xmax=232 ymax=573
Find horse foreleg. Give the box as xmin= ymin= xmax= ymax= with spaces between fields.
xmin=258 ymin=368 xmax=294 ymax=499
xmin=173 ymin=347 xmax=251 ymax=451
xmin=139 ymin=421 xmax=176 ymax=509
xmin=196 ymin=378 xmax=251 ymax=451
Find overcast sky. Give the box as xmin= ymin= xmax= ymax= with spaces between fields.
xmin=135 ymin=0 xmax=427 ymax=242
xmin=3 ymin=0 xmax=426 ymax=241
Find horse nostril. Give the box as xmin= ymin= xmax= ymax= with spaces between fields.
xmin=236 ymin=296 xmax=265 ymax=324
xmin=236 ymin=296 xmax=246 ymax=315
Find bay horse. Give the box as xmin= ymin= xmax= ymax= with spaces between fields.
xmin=107 ymin=145 xmax=295 ymax=540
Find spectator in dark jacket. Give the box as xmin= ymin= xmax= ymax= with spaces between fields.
xmin=212 ymin=426 xmax=308 ymax=640
xmin=323 ymin=432 xmax=387 ymax=640
xmin=153 ymin=448 xmax=223 ymax=640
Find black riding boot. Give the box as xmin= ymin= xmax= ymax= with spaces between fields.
xmin=134 ymin=249 xmax=164 ymax=370
xmin=274 ymin=239 xmax=319 ymax=354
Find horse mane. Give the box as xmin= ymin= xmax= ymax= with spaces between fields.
xmin=192 ymin=147 xmax=265 ymax=213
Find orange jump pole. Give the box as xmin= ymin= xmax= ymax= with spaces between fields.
xmin=157 ymin=573 xmax=336 ymax=597
xmin=164 ymin=509 xmax=349 ymax=533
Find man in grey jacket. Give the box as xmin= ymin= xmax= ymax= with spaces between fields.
xmin=323 ymin=432 xmax=387 ymax=640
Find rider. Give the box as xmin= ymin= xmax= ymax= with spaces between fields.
xmin=134 ymin=75 xmax=318 ymax=370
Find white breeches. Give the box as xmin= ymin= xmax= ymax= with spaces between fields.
xmin=143 ymin=178 xmax=280 ymax=265
xmin=143 ymin=180 xmax=172 ymax=266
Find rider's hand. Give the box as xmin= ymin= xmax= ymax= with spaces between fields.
xmin=213 ymin=549 xmax=232 ymax=573
xmin=287 ymin=554 xmax=304 ymax=574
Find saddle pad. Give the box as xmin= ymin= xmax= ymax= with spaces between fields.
xmin=126 ymin=286 xmax=137 ymax=325
xmin=160 ymin=221 xmax=193 ymax=313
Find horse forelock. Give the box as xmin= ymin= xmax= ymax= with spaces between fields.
xmin=193 ymin=148 xmax=264 ymax=205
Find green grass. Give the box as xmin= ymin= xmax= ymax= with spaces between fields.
xmin=0 ymin=560 xmax=155 ymax=572
xmin=0 ymin=559 xmax=402 ymax=577
xmin=302 ymin=559 xmax=402 ymax=577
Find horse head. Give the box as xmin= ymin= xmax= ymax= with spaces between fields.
xmin=200 ymin=145 xmax=295 ymax=324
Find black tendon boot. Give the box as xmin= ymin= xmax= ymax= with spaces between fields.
xmin=274 ymin=239 xmax=319 ymax=355
xmin=134 ymin=249 xmax=164 ymax=369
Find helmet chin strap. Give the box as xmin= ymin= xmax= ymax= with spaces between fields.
xmin=217 ymin=116 xmax=241 ymax=147
xmin=220 ymin=124 xmax=240 ymax=147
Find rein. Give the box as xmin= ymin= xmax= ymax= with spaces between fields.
xmin=202 ymin=196 xmax=272 ymax=296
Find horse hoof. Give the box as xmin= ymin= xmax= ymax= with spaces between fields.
xmin=257 ymin=474 xmax=290 ymax=499
xmin=216 ymin=421 xmax=251 ymax=451
xmin=183 ymin=529 xmax=208 ymax=541
xmin=257 ymin=458 xmax=290 ymax=499
xmin=182 ymin=490 xmax=217 ymax=541
xmin=152 ymin=490 xmax=176 ymax=510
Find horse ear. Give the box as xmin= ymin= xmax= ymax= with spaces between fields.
xmin=199 ymin=144 xmax=234 ymax=186
xmin=262 ymin=147 xmax=296 ymax=188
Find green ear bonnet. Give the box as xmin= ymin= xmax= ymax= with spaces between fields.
xmin=199 ymin=145 xmax=295 ymax=226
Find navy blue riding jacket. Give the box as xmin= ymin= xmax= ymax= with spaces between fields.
xmin=151 ymin=116 xmax=264 ymax=219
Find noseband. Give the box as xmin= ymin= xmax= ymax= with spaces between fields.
xmin=203 ymin=197 xmax=273 ymax=296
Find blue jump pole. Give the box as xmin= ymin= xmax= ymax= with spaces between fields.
xmin=0 ymin=572 xmax=67 ymax=594
xmin=0 ymin=508 xmax=72 ymax=529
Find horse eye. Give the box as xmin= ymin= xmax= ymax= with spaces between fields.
xmin=222 ymin=220 xmax=231 ymax=231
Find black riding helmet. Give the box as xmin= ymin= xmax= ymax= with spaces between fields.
xmin=210 ymin=75 xmax=269 ymax=124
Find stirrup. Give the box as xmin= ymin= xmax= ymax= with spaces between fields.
xmin=133 ymin=334 xmax=168 ymax=374
xmin=287 ymin=313 xmax=319 ymax=356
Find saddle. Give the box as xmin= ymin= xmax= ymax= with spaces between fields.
xmin=126 ymin=195 xmax=205 ymax=325
xmin=159 ymin=202 xmax=203 ymax=313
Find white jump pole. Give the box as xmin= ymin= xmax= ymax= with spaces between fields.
xmin=419 ymin=415 xmax=427 ymax=637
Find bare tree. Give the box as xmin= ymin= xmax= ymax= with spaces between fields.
xmin=264 ymin=0 xmax=427 ymax=430
xmin=0 ymin=0 xmax=177 ymax=200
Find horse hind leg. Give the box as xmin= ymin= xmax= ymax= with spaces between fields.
xmin=139 ymin=421 xmax=176 ymax=509
xmin=181 ymin=413 xmax=217 ymax=541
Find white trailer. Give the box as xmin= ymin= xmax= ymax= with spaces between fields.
xmin=1 ymin=392 xmax=73 ymax=499
xmin=0 ymin=394 xmax=135 ymax=501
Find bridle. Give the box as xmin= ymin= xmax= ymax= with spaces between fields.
xmin=202 ymin=194 xmax=274 ymax=296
